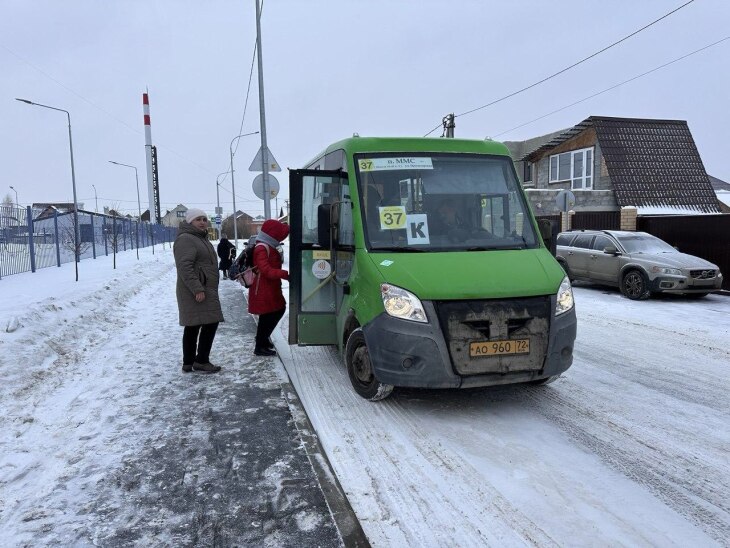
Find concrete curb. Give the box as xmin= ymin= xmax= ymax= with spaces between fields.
xmin=281 ymin=380 xmax=371 ymax=548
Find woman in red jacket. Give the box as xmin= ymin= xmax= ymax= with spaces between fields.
xmin=248 ymin=219 xmax=289 ymax=356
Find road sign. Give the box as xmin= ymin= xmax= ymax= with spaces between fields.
xmin=214 ymin=214 xmax=222 ymax=225
xmin=252 ymin=173 xmax=280 ymax=200
xmin=249 ymin=146 xmax=281 ymax=172
xmin=556 ymin=189 xmax=576 ymax=212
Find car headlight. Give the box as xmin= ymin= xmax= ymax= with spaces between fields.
xmin=380 ymin=283 xmax=427 ymax=323
xmin=556 ymin=276 xmax=574 ymax=316
xmin=651 ymin=266 xmax=682 ymax=276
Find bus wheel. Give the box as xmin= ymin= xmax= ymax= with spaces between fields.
xmin=345 ymin=328 xmax=394 ymax=401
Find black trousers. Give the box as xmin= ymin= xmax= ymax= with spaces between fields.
xmin=256 ymin=308 xmax=285 ymax=349
xmin=182 ymin=322 xmax=219 ymax=365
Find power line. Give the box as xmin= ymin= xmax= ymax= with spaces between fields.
xmin=492 ymin=36 xmax=730 ymax=138
xmin=223 ymin=0 xmax=264 ymax=185
xmin=423 ymin=0 xmax=696 ymax=136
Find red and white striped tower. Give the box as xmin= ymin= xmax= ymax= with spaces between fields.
xmin=142 ymin=92 xmax=157 ymax=224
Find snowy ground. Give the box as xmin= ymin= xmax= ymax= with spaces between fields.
xmin=1 ymin=246 xmax=729 ymax=547
xmin=0 ymin=247 xmax=341 ymax=546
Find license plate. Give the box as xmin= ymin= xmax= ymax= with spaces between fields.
xmin=469 ymin=338 xmax=530 ymax=357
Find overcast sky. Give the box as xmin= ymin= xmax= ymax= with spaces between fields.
xmin=2 ymin=0 xmax=728 ymax=219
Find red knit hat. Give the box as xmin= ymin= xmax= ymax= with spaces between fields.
xmin=261 ymin=219 xmax=289 ymax=242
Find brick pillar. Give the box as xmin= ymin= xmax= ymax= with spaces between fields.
xmin=620 ymin=206 xmax=637 ymax=231
xmin=561 ymin=211 xmax=572 ymax=232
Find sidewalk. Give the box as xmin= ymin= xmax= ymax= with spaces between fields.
xmin=102 ymin=278 xmax=366 ymax=546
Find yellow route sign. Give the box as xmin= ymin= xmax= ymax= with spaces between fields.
xmin=379 ymin=206 xmax=406 ymax=230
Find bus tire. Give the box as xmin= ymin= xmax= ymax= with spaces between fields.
xmin=345 ymin=328 xmax=394 ymax=401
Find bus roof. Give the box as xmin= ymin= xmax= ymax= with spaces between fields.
xmin=309 ymin=136 xmax=511 ymax=165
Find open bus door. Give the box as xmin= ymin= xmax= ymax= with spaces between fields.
xmin=288 ymin=169 xmax=350 ymax=345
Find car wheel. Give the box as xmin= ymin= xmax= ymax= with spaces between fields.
xmin=345 ymin=328 xmax=394 ymax=401
xmin=621 ymin=270 xmax=650 ymax=300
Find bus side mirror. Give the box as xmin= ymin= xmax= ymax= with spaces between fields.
xmin=317 ymin=204 xmax=331 ymax=249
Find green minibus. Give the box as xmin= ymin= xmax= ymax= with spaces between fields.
xmin=288 ymin=136 xmax=576 ymax=401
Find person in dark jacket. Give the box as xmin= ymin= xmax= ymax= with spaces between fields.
xmin=217 ymin=234 xmax=236 ymax=279
xmin=247 ymin=219 xmax=289 ymax=356
xmin=174 ymin=208 xmax=224 ymax=373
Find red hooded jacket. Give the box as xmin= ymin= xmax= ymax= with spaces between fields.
xmin=247 ymin=219 xmax=289 ymax=315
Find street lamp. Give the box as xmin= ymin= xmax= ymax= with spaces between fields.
xmin=16 ymin=97 xmax=80 ymax=281
xmin=91 ymin=184 xmax=98 ymax=213
xmin=229 ymin=131 xmax=259 ymax=247
xmin=9 ymin=185 xmax=18 ymax=206
xmin=216 ymin=170 xmax=231 ymax=236
xmin=109 ymin=161 xmax=142 ymax=260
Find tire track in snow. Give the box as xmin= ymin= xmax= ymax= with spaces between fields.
xmin=523 ymin=333 xmax=730 ymax=545
xmin=281 ymin=342 xmax=559 ymax=547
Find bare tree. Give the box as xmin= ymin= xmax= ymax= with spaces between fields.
xmin=60 ymin=209 xmax=92 ymax=259
xmin=222 ymin=214 xmax=257 ymax=241
xmin=102 ymin=205 xmax=124 ymax=269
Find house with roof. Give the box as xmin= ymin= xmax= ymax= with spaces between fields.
xmin=710 ymin=175 xmax=730 ymax=213
xmin=161 ymin=204 xmax=189 ymax=227
xmin=513 ymin=116 xmax=722 ymax=218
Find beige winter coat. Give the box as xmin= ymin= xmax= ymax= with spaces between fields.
xmin=174 ymin=222 xmax=224 ymax=326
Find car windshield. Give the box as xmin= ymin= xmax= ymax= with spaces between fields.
xmin=355 ymin=153 xmax=538 ymax=251
xmin=617 ymin=233 xmax=677 ymax=254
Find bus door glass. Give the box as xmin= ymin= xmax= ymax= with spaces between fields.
xmin=288 ymin=169 xmax=348 ymax=345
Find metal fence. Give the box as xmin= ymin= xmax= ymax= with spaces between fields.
xmin=638 ymin=213 xmax=730 ymax=290
xmin=0 ymin=205 xmax=177 ymax=279
xmin=571 ymin=210 xmax=621 ymax=231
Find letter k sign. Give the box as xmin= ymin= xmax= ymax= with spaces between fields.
xmin=406 ymin=214 xmax=430 ymax=245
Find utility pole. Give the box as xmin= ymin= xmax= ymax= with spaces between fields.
xmin=442 ymin=113 xmax=455 ymax=138
xmin=255 ymin=0 xmax=272 ymax=219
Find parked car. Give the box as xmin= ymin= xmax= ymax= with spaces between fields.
xmin=556 ymin=230 xmax=723 ymax=300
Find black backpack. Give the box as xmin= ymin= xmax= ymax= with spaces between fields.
xmin=229 ymin=238 xmax=257 ymax=281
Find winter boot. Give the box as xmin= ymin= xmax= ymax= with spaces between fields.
xmin=192 ymin=361 xmax=222 ymax=373
xmin=182 ymin=362 xmax=194 ymax=373
xmin=254 ymin=347 xmax=276 ymax=357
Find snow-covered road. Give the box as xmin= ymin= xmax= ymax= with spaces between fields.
xmin=278 ymin=285 xmax=730 ymax=547
xmin=2 ymin=247 xmax=728 ymax=546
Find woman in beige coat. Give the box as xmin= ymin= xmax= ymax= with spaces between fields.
xmin=173 ymin=209 xmax=224 ymax=373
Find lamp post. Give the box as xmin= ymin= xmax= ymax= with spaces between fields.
xmin=91 ymin=184 xmax=98 ymax=213
xmin=109 ymin=161 xmax=142 ymax=260
xmin=229 ymin=131 xmax=259 ymax=247
xmin=16 ymin=98 xmax=80 ymax=281
xmin=9 ymin=185 xmax=18 ymax=206
xmin=216 ymin=170 xmax=230 ymax=236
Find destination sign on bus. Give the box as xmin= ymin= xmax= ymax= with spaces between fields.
xmin=358 ymin=157 xmax=433 ymax=172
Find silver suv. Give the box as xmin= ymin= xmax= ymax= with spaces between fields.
xmin=556 ymin=230 xmax=723 ymax=300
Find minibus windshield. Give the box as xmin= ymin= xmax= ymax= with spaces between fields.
xmin=355 ymin=153 xmax=538 ymax=252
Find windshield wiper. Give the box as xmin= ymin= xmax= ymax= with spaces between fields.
xmin=372 ymin=246 xmax=427 ymax=252
xmin=488 ymin=244 xmax=527 ymax=250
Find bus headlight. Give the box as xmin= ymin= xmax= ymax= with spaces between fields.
xmin=556 ymin=276 xmax=574 ymax=316
xmin=381 ymin=283 xmax=427 ymax=323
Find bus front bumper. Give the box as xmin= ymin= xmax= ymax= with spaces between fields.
xmin=362 ymin=303 xmax=576 ymax=389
